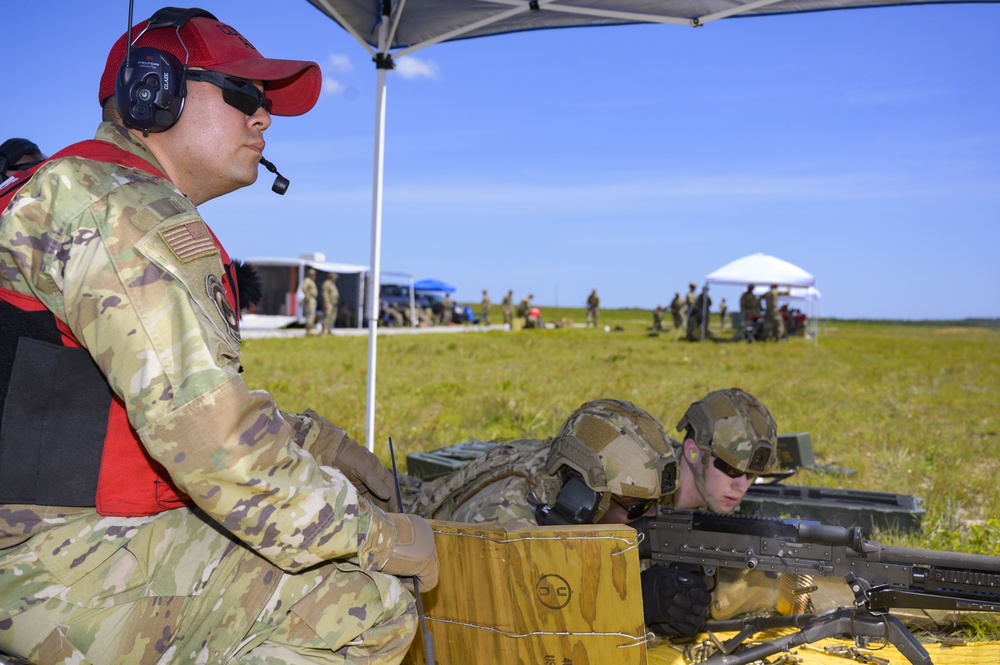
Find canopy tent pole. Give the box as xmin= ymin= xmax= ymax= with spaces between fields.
xmin=364 ymin=18 xmax=392 ymax=453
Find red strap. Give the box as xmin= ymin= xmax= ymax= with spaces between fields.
xmin=48 ymin=140 xmax=166 ymax=180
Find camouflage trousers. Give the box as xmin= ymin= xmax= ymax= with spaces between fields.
xmin=322 ymin=302 xmax=338 ymax=334
xmin=0 ymin=507 xmax=416 ymax=664
xmin=304 ymin=298 xmax=318 ymax=331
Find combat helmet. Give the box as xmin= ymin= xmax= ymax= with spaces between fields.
xmin=676 ymin=388 xmax=778 ymax=476
xmin=545 ymin=398 xmax=678 ymax=522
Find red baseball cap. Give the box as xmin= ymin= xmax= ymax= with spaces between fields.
xmin=99 ymin=14 xmax=321 ymax=117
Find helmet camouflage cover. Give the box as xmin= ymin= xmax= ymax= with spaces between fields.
xmin=676 ymin=388 xmax=778 ymax=475
xmin=547 ymin=399 xmax=677 ymax=518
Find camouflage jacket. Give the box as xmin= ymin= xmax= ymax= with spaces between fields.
xmin=302 ymin=276 xmax=318 ymax=300
xmin=406 ymin=439 xmax=562 ymax=530
xmin=0 ymin=123 xmax=398 ymax=573
xmin=322 ymin=278 xmax=339 ymax=306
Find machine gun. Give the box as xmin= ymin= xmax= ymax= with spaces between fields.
xmin=636 ymin=509 xmax=1000 ymax=665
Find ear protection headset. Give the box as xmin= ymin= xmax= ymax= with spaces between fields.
xmin=115 ymin=7 xmax=218 ymax=134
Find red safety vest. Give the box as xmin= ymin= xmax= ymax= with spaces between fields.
xmin=0 ymin=140 xmax=240 ymax=516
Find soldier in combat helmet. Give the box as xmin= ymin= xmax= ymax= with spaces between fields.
xmin=406 ymin=388 xmax=780 ymax=639
xmin=406 ymin=398 xmax=716 ymax=641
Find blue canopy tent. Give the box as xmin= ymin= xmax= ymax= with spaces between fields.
xmin=414 ymin=279 xmax=456 ymax=293
xmin=303 ymin=0 xmax=996 ymax=452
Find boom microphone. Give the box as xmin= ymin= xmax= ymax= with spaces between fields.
xmin=259 ymin=156 xmax=289 ymax=195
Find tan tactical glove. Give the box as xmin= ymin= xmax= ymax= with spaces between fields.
xmin=380 ymin=513 xmax=439 ymax=592
xmin=304 ymin=409 xmax=400 ymax=512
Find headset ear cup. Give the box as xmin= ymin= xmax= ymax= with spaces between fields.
xmin=115 ymin=46 xmax=186 ymax=133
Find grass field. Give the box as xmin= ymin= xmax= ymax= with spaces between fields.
xmin=239 ymin=311 xmax=1000 ymax=556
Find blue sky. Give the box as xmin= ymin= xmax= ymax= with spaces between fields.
xmin=4 ymin=1 xmax=999 ymax=319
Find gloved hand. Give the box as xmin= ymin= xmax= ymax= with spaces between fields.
xmin=380 ymin=513 xmax=440 ymax=592
xmin=305 ymin=409 xmax=400 ymax=512
xmin=641 ymin=565 xmax=712 ymax=641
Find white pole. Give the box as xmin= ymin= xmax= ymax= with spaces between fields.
xmin=364 ymin=22 xmax=390 ymax=453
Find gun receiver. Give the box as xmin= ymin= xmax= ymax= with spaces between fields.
xmin=639 ymin=509 xmax=1000 ymax=665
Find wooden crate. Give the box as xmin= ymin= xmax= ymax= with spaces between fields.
xmin=403 ymin=521 xmax=647 ymax=665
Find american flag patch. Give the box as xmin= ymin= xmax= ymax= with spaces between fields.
xmin=159 ymin=221 xmax=218 ymax=263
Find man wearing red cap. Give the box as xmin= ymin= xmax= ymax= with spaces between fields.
xmin=0 ymin=8 xmax=436 ymax=664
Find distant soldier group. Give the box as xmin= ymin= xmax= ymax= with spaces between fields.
xmin=738 ymin=283 xmax=788 ymax=341
xmin=302 ymin=268 xmax=341 ymax=335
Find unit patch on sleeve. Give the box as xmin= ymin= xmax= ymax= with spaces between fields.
xmin=159 ymin=220 xmax=219 ymax=263
xmin=206 ymin=273 xmax=241 ymax=345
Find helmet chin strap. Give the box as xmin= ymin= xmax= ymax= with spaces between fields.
xmin=684 ymin=452 xmax=725 ymax=514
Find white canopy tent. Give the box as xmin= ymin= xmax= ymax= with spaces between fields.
xmin=706 ymin=253 xmax=820 ymax=341
xmin=706 ymin=253 xmax=816 ymax=288
xmin=303 ymin=0 xmax=989 ymax=451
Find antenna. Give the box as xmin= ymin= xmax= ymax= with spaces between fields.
xmin=125 ymin=0 xmax=135 ymax=69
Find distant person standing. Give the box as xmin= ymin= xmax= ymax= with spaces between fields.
xmin=518 ymin=293 xmax=534 ymax=328
xmin=502 ymin=290 xmax=514 ymax=327
xmin=652 ymin=304 xmax=665 ymax=331
xmin=481 ymin=289 xmax=492 ymax=325
xmin=586 ymin=288 xmax=601 ymax=328
xmin=670 ymin=292 xmax=684 ymax=330
xmin=385 ymin=302 xmax=404 ymax=327
xmin=321 ymin=274 xmax=340 ymax=334
xmin=686 ymin=285 xmax=712 ymax=341
xmin=762 ymin=284 xmax=788 ymax=341
xmin=739 ymin=284 xmax=761 ymax=320
xmin=684 ymin=282 xmax=697 ymax=313
xmin=441 ymin=292 xmax=454 ymax=325
xmin=718 ymin=298 xmax=728 ymax=329
xmin=302 ymin=268 xmax=319 ymax=335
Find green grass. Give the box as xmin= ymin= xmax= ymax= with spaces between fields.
xmin=239 ymin=313 xmax=1000 ymax=555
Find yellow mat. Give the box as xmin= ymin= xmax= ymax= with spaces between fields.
xmin=646 ymin=629 xmax=1000 ymax=664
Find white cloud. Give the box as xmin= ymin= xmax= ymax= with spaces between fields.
xmin=324 ymin=78 xmax=347 ymax=95
xmin=327 ymin=53 xmax=353 ymax=73
xmin=394 ymin=56 xmax=441 ymax=81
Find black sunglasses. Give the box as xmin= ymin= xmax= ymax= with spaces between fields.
xmin=711 ymin=455 xmax=758 ymax=481
xmin=185 ymin=70 xmax=272 ymax=116
xmin=611 ymin=495 xmax=657 ymax=520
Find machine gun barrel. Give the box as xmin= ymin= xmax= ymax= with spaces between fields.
xmin=642 ymin=509 xmax=1000 ymax=604
xmin=637 ymin=509 xmax=1000 ymax=665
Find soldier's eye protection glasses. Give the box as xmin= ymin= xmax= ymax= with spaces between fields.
xmin=186 ymin=70 xmax=272 ymax=116
xmin=711 ymin=456 xmax=758 ymax=482
xmin=611 ymin=496 xmax=658 ymax=520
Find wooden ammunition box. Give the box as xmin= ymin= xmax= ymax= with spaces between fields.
xmin=403 ymin=521 xmax=646 ymax=665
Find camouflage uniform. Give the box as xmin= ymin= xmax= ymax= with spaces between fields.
xmin=302 ymin=270 xmax=319 ymax=334
xmin=407 ymin=399 xmax=677 ymax=529
xmin=739 ymin=285 xmax=760 ymax=319
xmin=321 ymin=275 xmax=339 ymax=334
xmin=685 ymin=288 xmax=712 ymax=341
xmin=586 ymin=289 xmax=600 ymax=328
xmin=762 ymin=286 xmax=784 ymax=341
xmin=0 ymin=124 xmax=417 ymax=663
xmin=501 ymin=290 xmax=514 ymax=326
xmin=480 ymin=290 xmax=491 ymax=325
xmin=440 ymin=294 xmax=453 ymax=325
xmin=517 ymin=295 xmax=533 ymax=327
xmin=407 ymin=440 xmax=555 ymax=529
xmin=652 ymin=305 xmax=664 ymax=331
xmin=669 ymin=293 xmax=684 ymax=329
